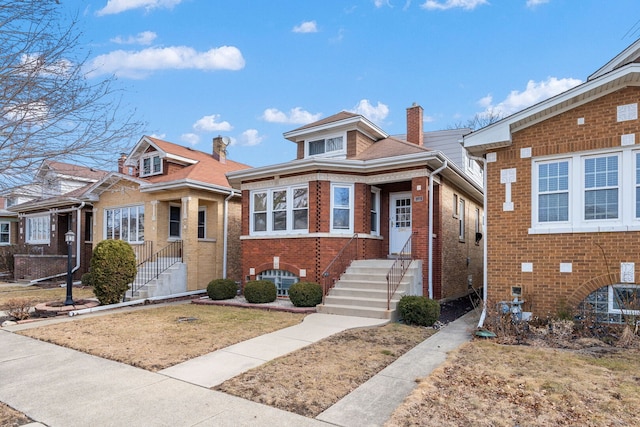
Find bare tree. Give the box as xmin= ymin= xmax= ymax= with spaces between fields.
xmin=0 ymin=0 xmax=143 ymax=190
xmin=450 ymin=108 xmax=504 ymax=131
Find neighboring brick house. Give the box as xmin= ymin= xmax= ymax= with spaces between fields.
xmin=463 ymin=39 xmax=640 ymax=323
xmin=227 ymin=104 xmax=483 ymax=303
xmin=7 ymin=161 xmax=108 ymax=282
xmin=87 ymin=136 xmax=250 ymax=295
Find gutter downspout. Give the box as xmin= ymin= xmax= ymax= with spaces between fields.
xmin=468 ymin=154 xmax=488 ymax=328
xmin=428 ymin=160 xmax=447 ymax=299
xmin=29 ymin=202 xmax=85 ymax=284
xmin=222 ymin=190 xmax=236 ymax=279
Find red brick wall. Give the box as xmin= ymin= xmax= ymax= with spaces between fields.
xmin=486 ymin=86 xmax=640 ymax=316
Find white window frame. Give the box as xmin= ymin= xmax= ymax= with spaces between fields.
xmin=104 ymin=205 xmax=145 ymax=243
xmin=249 ymin=185 xmax=309 ymax=235
xmin=304 ymin=132 xmax=346 ymax=158
xmin=609 ymin=284 xmax=640 ymax=316
xmin=370 ymin=187 xmax=380 ymax=236
xmin=458 ymin=197 xmax=466 ymax=241
xmin=0 ymin=221 xmax=10 ymax=245
xmin=198 ymin=207 xmax=206 ymax=239
xmin=140 ymin=153 xmax=163 ymax=177
xmin=25 ymin=214 xmax=50 ymax=244
xmin=330 ymin=183 xmax=354 ymax=234
xmin=530 ymin=148 xmax=639 ymax=234
xmin=169 ymin=204 xmax=181 ymax=239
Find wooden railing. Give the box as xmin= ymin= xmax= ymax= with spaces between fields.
xmin=321 ymin=234 xmax=359 ymax=304
xmin=386 ymin=232 xmax=415 ymax=310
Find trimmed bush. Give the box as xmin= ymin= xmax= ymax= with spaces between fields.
xmin=243 ymin=280 xmax=277 ymax=304
xmin=207 ymin=278 xmax=238 ymax=300
xmin=81 ymin=272 xmax=95 ymax=287
xmin=288 ymin=281 xmax=322 ymax=307
xmin=90 ymin=240 xmax=137 ymax=305
xmin=398 ymin=295 xmax=440 ymax=327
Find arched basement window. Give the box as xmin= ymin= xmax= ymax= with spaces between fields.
xmin=578 ymin=284 xmax=640 ymax=324
xmin=257 ymin=269 xmax=299 ymax=297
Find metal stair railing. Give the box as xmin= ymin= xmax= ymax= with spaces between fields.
xmin=321 ymin=233 xmax=359 ymax=305
xmin=386 ymin=232 xmax=416 ymax=310
xmin=129 ymin=240 xmax=183 ymax=300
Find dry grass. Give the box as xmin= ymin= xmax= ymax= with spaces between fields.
xmin=0 ymin=402 xmax=31 ymax=427
xmin=0 ymin=285 xmax=96 ymax=311
xmin=386 ymin=340 xmax=640 ymax=427
xmin=215 ymin=323 xmax=434 ymax=417
xmin=19 ymin=304 xmax=305 ymax=371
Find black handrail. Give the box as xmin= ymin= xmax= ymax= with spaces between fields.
xmin=129 ymin=240 xmax=183 ymax=299
xmin=386 ymin=232 xmax=415 ymax=310
xmin=321 ymin=234 xmax=359 ymax=304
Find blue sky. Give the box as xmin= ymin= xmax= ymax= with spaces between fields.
xmin=64 ymin=0 xmax=640 ymax=168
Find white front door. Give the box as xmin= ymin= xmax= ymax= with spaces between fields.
xmin=389 ymin=192 xmax=412 ymax=255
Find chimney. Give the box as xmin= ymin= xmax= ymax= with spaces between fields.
xmin=406 ymin=103 xmax=424 ymax=146
xmin=213 ymin=135 xmax=227 ymax=164
xmin=117 ymin=153 xmax=127 ymax=174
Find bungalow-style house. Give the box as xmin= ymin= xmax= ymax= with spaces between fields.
xmin=227 ymin=104 xmax=484 ymax=318
xmin=463 ymin=39 xmax=640 ymax=324
xmin=87 ymin=136 xmax=250 ymax=298
xmin=7 ymin=161 xmax=108 ymax=282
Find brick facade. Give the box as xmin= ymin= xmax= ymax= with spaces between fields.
xmin=484 ymin=86 xmax=640 ymax=316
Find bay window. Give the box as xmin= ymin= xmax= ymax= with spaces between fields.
xmin=26 ymin=215 xmax=50 ymax=244
xmin=250 ymin=185 xmax=308 ymax=234
xmin=105 ymin=205 xmax=144 ymax=243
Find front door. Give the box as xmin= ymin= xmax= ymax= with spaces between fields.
xmin=389 ymin=192 xmax=412 ymax=255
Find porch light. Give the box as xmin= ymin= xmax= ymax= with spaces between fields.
xmin=64 ymin=230 xmax=75 ymax=305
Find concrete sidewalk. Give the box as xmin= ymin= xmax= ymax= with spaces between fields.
xmin=0 ymin=309 xmax=477 ymax=426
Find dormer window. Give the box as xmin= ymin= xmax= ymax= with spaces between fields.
xmin=140 ymin=154 xmax=162 ymax=177
xmin=306 ymin=134 xmax=345 ymax=157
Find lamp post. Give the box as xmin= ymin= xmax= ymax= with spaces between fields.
xmin=64 ymin=230 xmax=75 ymax=305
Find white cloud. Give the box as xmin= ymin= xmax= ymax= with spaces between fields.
xmin=373 ymin=0 xmax=392 ymax=7
xmin=111 ymin=31 xmax=157 ymax=45
xmin=292 ymin=21 xmax=318 ymax=33
xmin=192 ymin=114 xmax=233 ymax=132
xmin=526 ymin=0 xmax=549 ymax=8
xmin=421 ymin=0 xmax=488 ymax=10
xmin=479 ymin=76 xmax=582 ymax=117
xmin=261 ymin=107 xmax=322 ymax=124
xmin=180 ymin=133 xmax=199 ymax=146
xmin=97 ymin=0 xmax=183 ymax=16
xmin=240 ymin=129 xmax=264 ymax=146
xmin=87 ymin=45 xmax=245 ymax=79
xmin=351 ymin=99 xmax=389 ymax=123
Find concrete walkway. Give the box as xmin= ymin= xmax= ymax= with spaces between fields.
xmin=0 ymin=309 xmax=477 ymax=427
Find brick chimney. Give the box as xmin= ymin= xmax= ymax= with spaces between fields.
xmin=213 ymin=136 xmax=227 ymax=164
xmin=117 ymin=153 xmax=127 ymax=174
xmin=406 ymin=103 xmax=424 ymax=146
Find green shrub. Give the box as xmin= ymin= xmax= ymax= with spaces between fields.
xmin=398 ymin=295 xmax=440 ymax=327
xmin=243 ymin=280 xmax=277 ymax=304
xmin=207 ymin=278 xmax=238 ymax=300
xmin=90 ymin=240 xmax=137 ymax=305
xmin=81 ymin=272 xmax=95 ymax=287
xmin=288 ymin=281 xmax=323 ymax=307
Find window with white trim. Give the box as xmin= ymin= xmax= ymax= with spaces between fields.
xmin=331 ymin=183 xmax=353 ymax=233
xmin=105 ymin=205 xmax=144 ymax=243
xmin=169 ymin=205 xmax=181 ymax=238
xmin=0 ymin=222 xmax=9 ymax=244
xmin=306 ymin=134 xmax=345 ymax=158
xmin=250 ymin=185 xmax=308 ymax=235
xmin=26 ymin=215 xmax=50 ymax=244
xmin=370 ymin=187 xmax=380 ymax=236
xmin=198 ymin=207 xmax=206 ymax=239
xmin=140 ymin=153 xmax=162 ymax=177
xmin=580 ymin=284 xmax=640 ymax=324
xmin=458 ymin=197 xmax=465 ymax=241
xmin=530 ymin=149 xmax=638 ymax=233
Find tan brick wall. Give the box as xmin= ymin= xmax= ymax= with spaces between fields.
xmin=486 ymin=86 xmax=640 ymax=316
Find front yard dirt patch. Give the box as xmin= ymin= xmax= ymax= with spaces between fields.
xmin=18 ymin=304 xmax=305 ymax=371
xmin=0 ymin=285 xmax=95 ymax=315
xmin=215 ymin=323 xmax=434 ymax=417
xmin=0 ymin=402 xmax=31 ymax=427
xmin=386 ymin=340 xmax=640 ymax=427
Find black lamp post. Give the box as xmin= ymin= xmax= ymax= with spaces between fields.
xmin=64 ymin=230 xmax=75 ymax=305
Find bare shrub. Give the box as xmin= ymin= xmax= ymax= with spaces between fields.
xmin=4 ymin=298 xmax=31 ymax=320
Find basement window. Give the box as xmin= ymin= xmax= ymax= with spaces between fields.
xmin=257 ymin=269 xmax=299 ymax=297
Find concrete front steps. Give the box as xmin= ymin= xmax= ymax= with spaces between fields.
xmin=316 ymin=259 xmax=421 ymax=320
xmin=126 ymin=258 xmax=187 ymax=300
